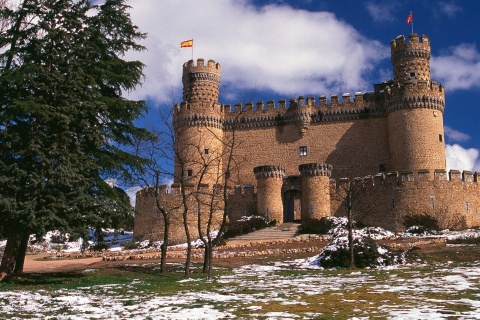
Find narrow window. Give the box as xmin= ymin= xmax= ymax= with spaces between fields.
xmin=299 ymin=146 xmax=307 ymax=156
xmin=204 ymin=148 xmax=209 ymax=155
xmin=410 ymin=72 xmax=416 ymax=78
xmin=187 ymin=169 xmax=193 ymax=177
xmin=465 ymin=201 xmax=470 ymax=212
xmin=379 ymin=164 xmax=386 ymax=172
xmin=439 ymin=134 xmax=443 ymax=142
xmin=430 ymin=196 xmax=436 ymax=209
xmin=391 ymin=199 xmax=396 ymax=208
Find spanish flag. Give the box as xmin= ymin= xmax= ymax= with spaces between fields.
xmin=180 ymin=39 xmax=193 ymax=48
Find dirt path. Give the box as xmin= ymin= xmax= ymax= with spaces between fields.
xmin=23 ymin=253 xmax=105 ymax=273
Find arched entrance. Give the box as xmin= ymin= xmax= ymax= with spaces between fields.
xmin=283 ymin=189 xmax=301 ymax=222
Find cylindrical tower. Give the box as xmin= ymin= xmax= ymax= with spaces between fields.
xmin=299 ymin=163 xmax=332 ymax=220
xmin=387 ymin=34 xmax=446 ymax=175
xmin=173 ymin=59 xmax=224 ymax=187
xmin=254 ymin=165 xmax=286 ymax=222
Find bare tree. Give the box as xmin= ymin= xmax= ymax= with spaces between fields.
xmin=332 ymin=176 xmax=373 ymax=268
xmin=129 ymin=124 xmax=178 ymax=273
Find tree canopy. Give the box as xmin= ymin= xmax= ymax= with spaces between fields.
xmin=0 ymin=0 xmax=150 ymax=257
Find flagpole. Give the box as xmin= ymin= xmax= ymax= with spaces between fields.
xmin=191 ymin=38 xmax=194 ymax=60
xmin=411 ymin=12 xmax=414 ymax=34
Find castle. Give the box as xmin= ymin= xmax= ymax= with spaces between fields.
xmin=134 ymin=34 xmax=480 ymax=243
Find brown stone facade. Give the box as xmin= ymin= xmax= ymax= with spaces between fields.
xmin=133 ymin=34 xmax=479 ymax=243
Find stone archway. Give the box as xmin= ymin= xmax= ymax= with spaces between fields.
xmin=283 ymin=189 xmax=301 ymax=222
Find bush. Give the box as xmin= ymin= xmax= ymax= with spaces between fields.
xmin=223 ymin=215 xmax=273 ymax=239
xmin=299 ymin=216 xmax=357 ymax=236
xmin=317 ymin=235 xmax=410 ymax=268
xmin=403 ymin=213 xmax=439 ymax=232
xmin=122 ymin=240 xmax=140 ymax=250
xmin=299 ymin=217 xmax=333 ymax=234
xmin=91 ymin=241 xmax=109 ymax=251
xmin=446 ymin=234 xmax=480 ymax=245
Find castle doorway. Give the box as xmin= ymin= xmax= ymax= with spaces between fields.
xmin=283 ymin=189 xmax=301 ymax=222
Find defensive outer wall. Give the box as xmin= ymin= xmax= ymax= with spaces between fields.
xmin=134 ymin=34 xmax=480 ymax=243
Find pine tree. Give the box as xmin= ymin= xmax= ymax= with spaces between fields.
xmin=0 ymin=0 xmax=150 ymax=280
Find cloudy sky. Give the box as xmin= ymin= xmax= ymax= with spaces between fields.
xmin=123 ymin=0 xmax=480 ymax=180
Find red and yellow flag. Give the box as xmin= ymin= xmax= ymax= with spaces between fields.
xmin=180 ymin=39 xmax=193 ymax=48
xmin=406 ymin=12 xmax=413 ymax=24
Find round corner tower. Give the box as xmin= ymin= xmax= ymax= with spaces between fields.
xmin=386 ymin=34 xmax=446 ymax=176
xmin=173 ymin=58 xmax=224 ymax=186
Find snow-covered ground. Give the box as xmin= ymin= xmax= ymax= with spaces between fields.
xmin=1 ymin=227 xmax=480 ymax=318
xmin=0 ymin=259 xmax=479 ymax=319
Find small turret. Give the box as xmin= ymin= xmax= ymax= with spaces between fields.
xmin=182 ymin=58 xmax=221 ymax=103
xmin=391 ymin=34 xmax=431 ymax=83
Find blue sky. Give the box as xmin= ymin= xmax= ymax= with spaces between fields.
xmin=125 ymin=0 xmax=480 ymax=175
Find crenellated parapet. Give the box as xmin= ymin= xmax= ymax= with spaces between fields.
xmin=385 ymin=83 xmax=445 ymax=114
xmin=182 ymin=58 xmax=221 ymax=103
xmin=331 ymin=169 xmax=480 ymax=187
xmin=391 ymin=34 xmax=431 ymax=83
xmin=253 ymin=165 xmax=286 ymax=179
xmin=299 ymin=163 xmax=333 ymax=177
xmin=222 ymin=93 xmax=385 ymax=130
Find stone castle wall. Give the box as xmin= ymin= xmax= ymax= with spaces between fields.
xmin=135 ymin=169 xmax=480 ymax=243
xmin=134 ymin=186 xmax=224 ymax=244
xmin=133 ymin=33 xmax=476 ymax=243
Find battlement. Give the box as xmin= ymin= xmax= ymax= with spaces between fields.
xmin=183 ymin=58 xmax=221 ymax=76
xmin=391 ymin=34 xmax=430 ymax=56
xmin=223 ymin=93 xmax=375 ymax=114
xmin=299 ymin=163 xmax=333 ymax=177
xmin=332 ymin=169 xmax=480 ymax=187
xmin=384 ymin=81 xmax=445 ymax=113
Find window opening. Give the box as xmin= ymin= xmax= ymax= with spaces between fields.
xmin=299 ymin=146 xmax=307 ymax=156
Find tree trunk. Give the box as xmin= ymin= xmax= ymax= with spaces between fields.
xmin=202 ymin=242 xmax=210 ymax=274
xmin=183 ymin=212 xmax=192 ymax=277
xmin=207 ymin=242 xmax=213 ymax=281
xmin=14 ymin=232 xmax=29 ymax=274
xmin=0 ymin=231 xmax=22 ymax=281
xmin=348 ymin=207 xmax=355 ymax=268
xmin=160 ymin=215 xmax=169 ymax=273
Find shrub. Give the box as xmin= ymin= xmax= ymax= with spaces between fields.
xmin=223 ymin=215 xmax=273 ymax=239
xmin=446 ymin=234 xmax=480 ymax=245
xmin=299 ymin=217 xmax=333 ymax=234
xmin=403 ymin=213 xmax=439 ymax=232
xmin=299 ymin=216 xmax=357 ymax=236
xmin=122 ymin=240 xmax=140 ymax=250
xmin=317 ymin=235 xmax=410 ymax=268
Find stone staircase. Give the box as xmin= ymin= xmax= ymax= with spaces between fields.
xmin=231 ymin=222 xmax=301 ymax=241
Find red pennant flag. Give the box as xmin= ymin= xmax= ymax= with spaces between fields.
xmin=406 ymin=12 xmax=413 ymax=24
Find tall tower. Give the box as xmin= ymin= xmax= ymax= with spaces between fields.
xmin=386 ymin=34 xmax=446 ymax=176
xmin=173 ymin=59 xmax=224 ymax=187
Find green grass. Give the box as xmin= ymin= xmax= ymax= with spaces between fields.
xmin=0 ymin=255 xmax=479 ymax=318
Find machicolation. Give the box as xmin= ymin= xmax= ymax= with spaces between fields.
xmin=134 ymin=33 xmax=480 ymax=244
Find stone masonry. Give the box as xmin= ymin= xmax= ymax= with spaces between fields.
xmin=134 ymin=34 xmax=480 ymax=243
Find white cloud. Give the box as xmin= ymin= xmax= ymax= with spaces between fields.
xmin=125 ymin=0 xmax=387 ymax=104
xmin=444 ymin=126 xmax=470 ymax=143
xmin=431 ymin=44 xmax=480 ymax=91
xmin=365 ymin=2 xmax=396 ymax=22
xmin=438 ymin=1 xmax=462 ymax=18
xmin=445 ymin=144 xmax=480 ymax=172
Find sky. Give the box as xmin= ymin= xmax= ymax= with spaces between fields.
xmin=122 ymin=0 xmax=480 ymax=187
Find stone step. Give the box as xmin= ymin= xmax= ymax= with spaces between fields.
xmin=232 ymin=223 xmax=301 ymax=240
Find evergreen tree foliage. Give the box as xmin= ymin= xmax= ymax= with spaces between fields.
xmin=0 ymin=0 xmax=150 ymax=277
